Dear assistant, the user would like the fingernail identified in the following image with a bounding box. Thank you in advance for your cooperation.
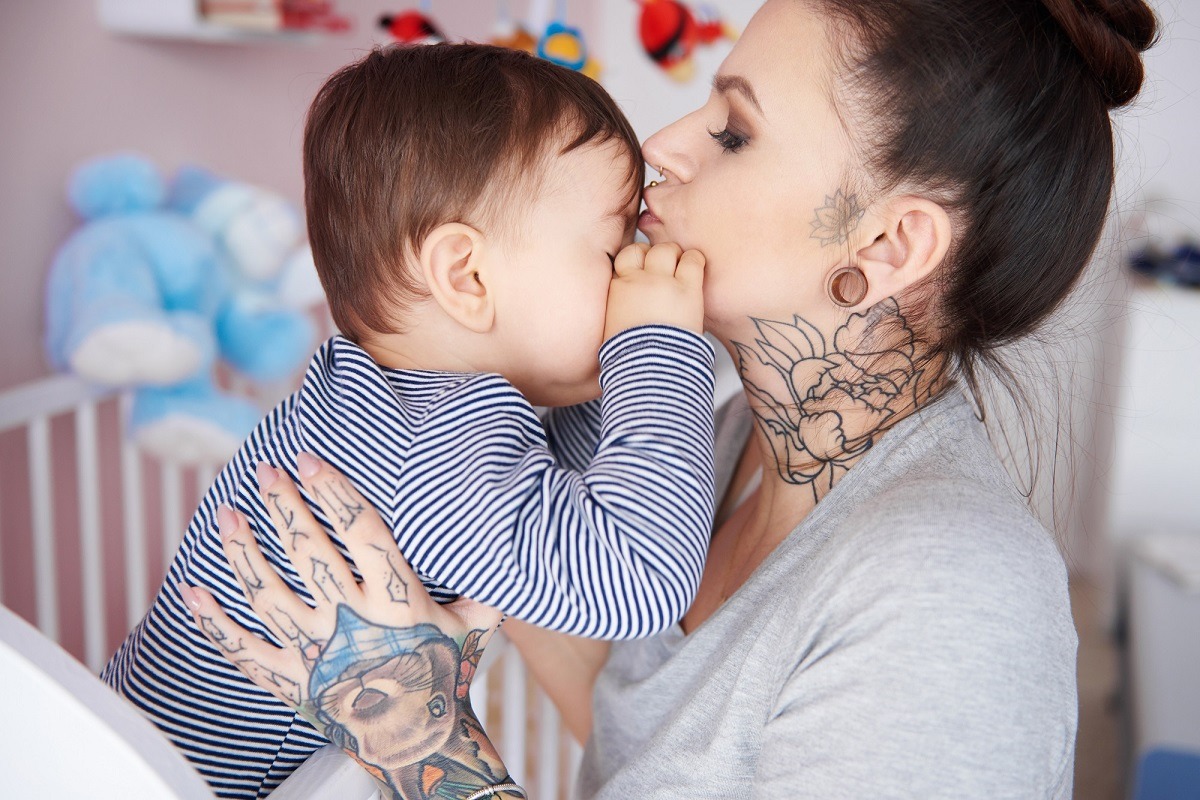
[256,462,278,490]
[178,583,201,610]
[217,504,238,538]
[296,452,321,479]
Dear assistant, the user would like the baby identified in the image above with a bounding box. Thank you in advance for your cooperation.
[102,43,715,796]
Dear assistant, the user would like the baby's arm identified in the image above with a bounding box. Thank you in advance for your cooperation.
[404,244,714,640]
[542,242,703,471]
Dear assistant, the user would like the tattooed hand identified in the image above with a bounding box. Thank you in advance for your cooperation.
[604,241,705,340]
[180,453,517,800]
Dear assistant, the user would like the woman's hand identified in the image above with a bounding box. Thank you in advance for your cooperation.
[179,453,518,800]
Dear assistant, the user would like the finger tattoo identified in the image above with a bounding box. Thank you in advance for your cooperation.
[230,540,266,601]
[270,491,309,548]
[369,543,410,605]
[315,479,367,530]
[267,606,327,668]
[200,615,245,654]
[311,558,347,602]
[238,658,302,705]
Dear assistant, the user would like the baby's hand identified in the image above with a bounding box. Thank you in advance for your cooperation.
[604,242,705,340]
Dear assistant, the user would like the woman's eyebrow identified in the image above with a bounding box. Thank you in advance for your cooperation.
[713,74,764,117]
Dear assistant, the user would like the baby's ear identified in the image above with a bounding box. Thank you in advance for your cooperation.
[419,223,494,333]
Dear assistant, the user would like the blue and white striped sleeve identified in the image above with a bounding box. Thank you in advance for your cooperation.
[543,399,603,472]
[403,325,716,640]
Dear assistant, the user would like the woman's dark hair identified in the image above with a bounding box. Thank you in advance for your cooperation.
[816,0,1157,393]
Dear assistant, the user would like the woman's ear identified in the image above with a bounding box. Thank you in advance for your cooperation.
[419,223,495,334]
[847,197,952,309]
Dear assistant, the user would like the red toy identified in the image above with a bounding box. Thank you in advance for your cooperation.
[282,1,351,32]
[637,0,735,82]
[379,9,445,44]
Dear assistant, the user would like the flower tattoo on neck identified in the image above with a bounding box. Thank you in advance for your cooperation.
[734,299,939,498]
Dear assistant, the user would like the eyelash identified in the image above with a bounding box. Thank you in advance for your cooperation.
[708,126,749,154]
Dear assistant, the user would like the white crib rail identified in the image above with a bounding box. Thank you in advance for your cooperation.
[0,374,112,655]
[0,372,580,798]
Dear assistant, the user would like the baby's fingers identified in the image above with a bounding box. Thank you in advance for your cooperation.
[181,584,308,709]
[674,249,706,291]
[644,242,684,277]
[612,242,650,277]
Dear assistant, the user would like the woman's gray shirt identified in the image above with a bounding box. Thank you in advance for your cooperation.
[576,390,1078,799]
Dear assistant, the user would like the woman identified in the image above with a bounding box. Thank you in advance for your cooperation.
[182,0,1156,796]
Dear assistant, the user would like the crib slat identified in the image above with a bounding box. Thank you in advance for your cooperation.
[537,692,561,799]
[161,462,184,578]
[119,394,148,628]
[502,645,527,784]
[196,464,216,503]
[75,401,105,671]
[0,488,5,604]
[567,738,583,797]
[28,416,58,642]
[472,663,490,731]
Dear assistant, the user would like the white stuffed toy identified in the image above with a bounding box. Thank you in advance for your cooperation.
[45,153,323,464]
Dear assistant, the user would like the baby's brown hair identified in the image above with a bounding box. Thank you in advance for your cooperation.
[304,43,644,343]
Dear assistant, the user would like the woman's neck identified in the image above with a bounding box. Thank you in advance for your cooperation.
[728,298,947,506]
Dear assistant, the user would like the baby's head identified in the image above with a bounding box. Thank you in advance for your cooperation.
[304,44,643,405]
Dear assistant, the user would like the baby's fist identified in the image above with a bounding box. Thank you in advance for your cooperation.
[604,242,705,341]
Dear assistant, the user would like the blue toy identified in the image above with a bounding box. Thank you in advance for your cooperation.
[45,153,322,464]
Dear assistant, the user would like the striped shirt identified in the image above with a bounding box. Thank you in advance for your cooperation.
[102,324,715,798]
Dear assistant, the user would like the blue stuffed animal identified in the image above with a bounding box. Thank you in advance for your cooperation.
[45,153,320,464]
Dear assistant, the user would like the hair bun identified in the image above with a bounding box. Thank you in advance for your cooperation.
[1041,0,1158,108]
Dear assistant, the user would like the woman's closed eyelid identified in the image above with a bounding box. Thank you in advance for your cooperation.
[709,124,750,153]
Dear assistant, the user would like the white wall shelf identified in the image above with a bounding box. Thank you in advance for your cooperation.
[97,0,328,44]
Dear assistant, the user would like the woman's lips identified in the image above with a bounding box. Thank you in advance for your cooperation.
[638,193,663,230]
[637,208,662,230]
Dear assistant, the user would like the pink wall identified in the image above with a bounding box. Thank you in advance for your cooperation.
[0,0,597,391]
[0,0,598,662]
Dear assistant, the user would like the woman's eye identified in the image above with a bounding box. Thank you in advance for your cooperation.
[708,126,749,153]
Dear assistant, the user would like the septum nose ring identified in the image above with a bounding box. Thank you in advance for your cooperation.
[647,165,664,189]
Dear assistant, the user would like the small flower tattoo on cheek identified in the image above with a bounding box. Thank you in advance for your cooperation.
[810,189,866,246]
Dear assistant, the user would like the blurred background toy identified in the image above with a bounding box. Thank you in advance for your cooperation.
[379,1,444,44]
[537,1,601,80]
[490,0,536,53]
[1126,198,1200,288]
[636,0,737,82]
[44,153,320,465]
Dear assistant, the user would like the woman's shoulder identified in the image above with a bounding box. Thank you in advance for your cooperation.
[815,452,1070,632]
[788,389,1077,667]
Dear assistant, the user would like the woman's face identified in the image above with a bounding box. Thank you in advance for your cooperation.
[640,0,862,344]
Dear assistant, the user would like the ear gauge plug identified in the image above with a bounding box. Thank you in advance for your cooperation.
[827,266,868,307]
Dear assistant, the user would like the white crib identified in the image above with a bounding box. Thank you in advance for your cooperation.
[0,373,580,798]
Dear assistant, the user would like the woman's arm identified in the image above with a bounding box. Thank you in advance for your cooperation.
[502,618,609,744]
[182,455,523,800]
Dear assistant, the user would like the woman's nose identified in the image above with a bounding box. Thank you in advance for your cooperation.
[642,115,699,184]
